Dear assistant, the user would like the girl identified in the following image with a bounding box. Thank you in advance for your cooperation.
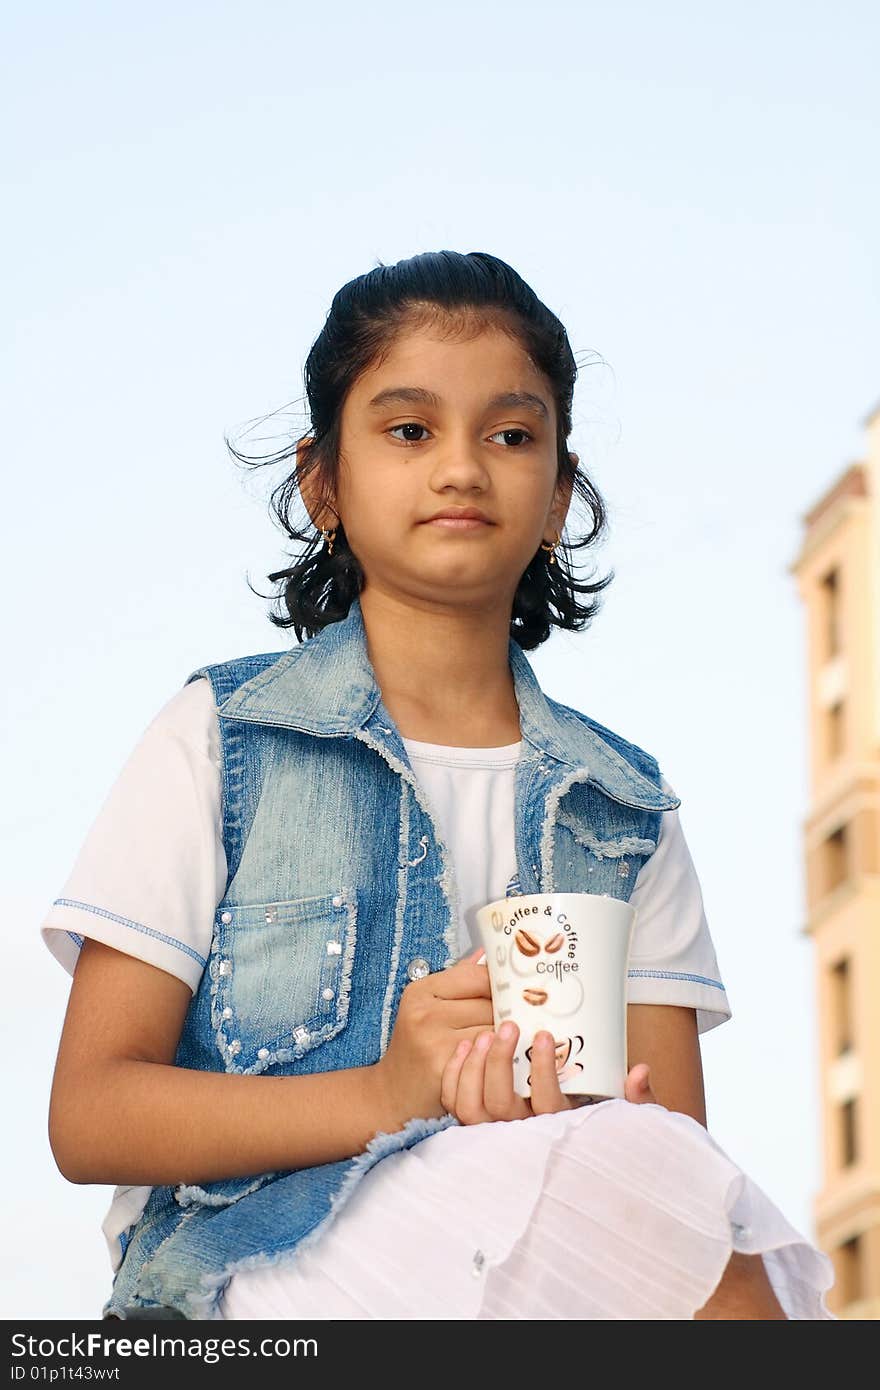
[44,250,835,1320]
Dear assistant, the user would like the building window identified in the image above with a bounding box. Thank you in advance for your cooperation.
[826,700,845,760]
[837,1235,863,1306]
[824,825,849,895]
[821,567,842,659]
[840,1097,858,1167]
[830,958,853,1055]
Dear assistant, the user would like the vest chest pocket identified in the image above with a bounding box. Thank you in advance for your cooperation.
[210,889,357,1073]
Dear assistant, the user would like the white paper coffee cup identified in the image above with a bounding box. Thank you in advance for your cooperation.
[475,892,636,1102]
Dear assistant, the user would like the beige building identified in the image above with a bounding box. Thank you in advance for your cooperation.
[790,397,880,1319]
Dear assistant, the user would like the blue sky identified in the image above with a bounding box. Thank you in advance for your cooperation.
[3,0,878,1318]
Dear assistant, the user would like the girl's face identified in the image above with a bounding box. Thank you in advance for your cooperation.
[328,322,574,613]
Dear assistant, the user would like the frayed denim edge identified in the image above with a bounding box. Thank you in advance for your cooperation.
[539,769,593,891]
[183,1112,460,1319]
[555,809,657,860]
[175,1175,276,1209]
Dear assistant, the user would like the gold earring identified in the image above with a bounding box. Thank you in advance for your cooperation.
[540,530,561,564]
[320,526,337,557]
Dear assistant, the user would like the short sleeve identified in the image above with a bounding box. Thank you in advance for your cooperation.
[626,777,731,1033]
[40,677,226,994]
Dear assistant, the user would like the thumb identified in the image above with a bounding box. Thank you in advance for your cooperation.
[624,1063,656,1105]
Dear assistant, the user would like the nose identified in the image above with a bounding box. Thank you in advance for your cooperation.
[427,430,491,493]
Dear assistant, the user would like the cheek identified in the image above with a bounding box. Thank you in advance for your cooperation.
[337,476,396,537]
[339,491,419,570]
[509,470,560,527]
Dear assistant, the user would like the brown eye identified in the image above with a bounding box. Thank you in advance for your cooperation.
[388,422,429,445]
[488,428,533,447]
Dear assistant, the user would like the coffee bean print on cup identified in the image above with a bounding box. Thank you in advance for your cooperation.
[514,928,541,957]
[543,933,565,954]
[522,987,549,1006]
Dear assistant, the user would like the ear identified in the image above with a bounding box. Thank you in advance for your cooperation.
[296,436,338,531]
[548,451,577,535]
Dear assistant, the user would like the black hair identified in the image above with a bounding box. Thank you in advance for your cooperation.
[230,250,613,651]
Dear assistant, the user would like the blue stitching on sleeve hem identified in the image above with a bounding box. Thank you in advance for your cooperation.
[52,898,207,968]
[627,968,725,990]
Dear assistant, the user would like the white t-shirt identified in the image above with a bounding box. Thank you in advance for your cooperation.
[41,677,731,1267]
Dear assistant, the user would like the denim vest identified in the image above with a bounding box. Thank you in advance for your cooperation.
[103,596,679,1319]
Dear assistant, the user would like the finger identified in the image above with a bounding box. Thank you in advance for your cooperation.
[404,997,494,1030]
[440,1037,473,1114]
[482,1021,530,1121]
[453,1029,495,1124]
[429,958,493,1000]
[624,1063,657,1105]
[527,1030,571,1116]
[455,1021,511,1045]
[436,999,496,1030]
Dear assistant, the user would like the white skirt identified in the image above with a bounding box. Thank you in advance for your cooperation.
[219,1101,836,1320]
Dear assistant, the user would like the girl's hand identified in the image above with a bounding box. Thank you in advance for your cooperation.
[440,1028,663,1125]
[440,1022,573,1124]
[375,948,496,1125]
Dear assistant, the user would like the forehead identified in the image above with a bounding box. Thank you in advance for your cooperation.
[346,323,552,415]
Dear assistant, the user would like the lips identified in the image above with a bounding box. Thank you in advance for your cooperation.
[421,508,494,528]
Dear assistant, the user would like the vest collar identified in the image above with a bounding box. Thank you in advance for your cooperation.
[215,596,675,811]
